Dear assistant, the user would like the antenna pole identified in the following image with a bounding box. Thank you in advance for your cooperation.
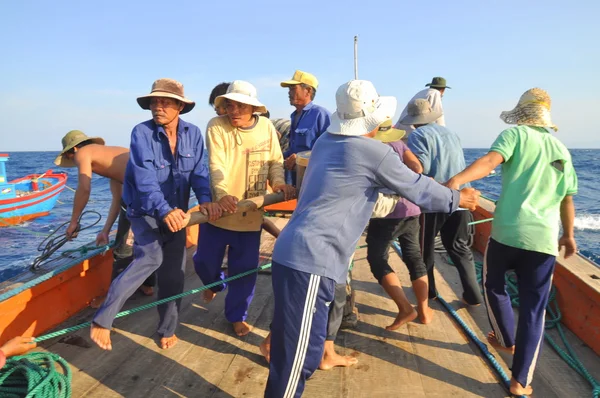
[354,35,358,80]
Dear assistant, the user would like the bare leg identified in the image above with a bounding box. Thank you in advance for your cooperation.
[319,340,358,370]
[160,335,178,349]
[487,331,515,354]
[510,378,533,396]
[260,332,271,363]
[411,276,433,324]
[380,273,417,330]
[90,323,112,350]
[233,321,252,336]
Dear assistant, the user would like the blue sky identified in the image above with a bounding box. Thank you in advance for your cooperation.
[1,0,599,151]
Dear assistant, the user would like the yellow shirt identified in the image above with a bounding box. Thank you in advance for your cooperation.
[206,115,285,231]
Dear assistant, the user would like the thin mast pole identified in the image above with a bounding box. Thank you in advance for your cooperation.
[354,35,358,79]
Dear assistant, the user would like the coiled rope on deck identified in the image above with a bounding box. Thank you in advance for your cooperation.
[0,352,71,398]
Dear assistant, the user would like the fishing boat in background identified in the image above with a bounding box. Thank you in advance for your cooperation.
[0,153,68,226]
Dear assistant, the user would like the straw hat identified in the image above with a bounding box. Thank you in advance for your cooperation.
[500,88,557,131]
[399,98,442,126]
[373,120,406,143]
[214,80,267,114]
[328,80,397,137]
[137,78,195,114]
[54,130,105,167]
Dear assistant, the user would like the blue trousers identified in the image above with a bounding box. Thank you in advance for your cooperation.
[265,262,336,398]
[193,223,261,323]
[93,215,187,337]
[483,238,555,388]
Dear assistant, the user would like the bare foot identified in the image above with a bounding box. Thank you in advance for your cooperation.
[139,285,154,296]
[233,321,252,337]
[319,350,359,370]
[385,308,418,331]
[487,331,515,354]
[160,335,178,349]
[510,378,533,396]
[90,296,106,309]
[418,306,434,324]
[90,323,112,350]
[203,289,217,303]
[259,334,271,363]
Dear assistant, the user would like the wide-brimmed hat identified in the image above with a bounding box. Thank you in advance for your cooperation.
[136,78,195,114]
[328,80,397,137]
[214,80,267,114]
[500,88,557,131]
[54,130,105,167]
[425,77,451,89]
[373,120,406,143]
[280,70,319,90]
[399,98,442,126]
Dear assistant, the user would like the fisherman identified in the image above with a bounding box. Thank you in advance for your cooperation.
[280,70,331,185]
[365,120,434,326]
[403,98,484,307]
[265,79,481,397]
[207,81,282,240]
[395,77,450,140]
[90,78,220,351]
[54,131,156,301]
[194,80,294,337]
[445,88,578,396]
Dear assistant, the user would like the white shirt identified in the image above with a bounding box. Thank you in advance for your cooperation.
[394,88,445,136]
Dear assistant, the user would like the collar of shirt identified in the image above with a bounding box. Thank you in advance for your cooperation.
[291,101,314,119]
[154,119,190,141]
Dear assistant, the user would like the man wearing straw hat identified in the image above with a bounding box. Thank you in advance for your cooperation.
[54,131,157,302]
[395,76,449,140]
[265,79,481,397]
[403,98,483,307]
[280,70,331,186]
[90,78,221,351]
[446,88,578,396]
[193,80,294,337]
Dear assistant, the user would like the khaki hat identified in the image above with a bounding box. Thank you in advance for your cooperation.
[399,98,443,126]
[137,78,195,114]
[373,120,406,143]
[54,130,105,167]
[425,77,451,89]
[328,80,397,137]
[214,80,268,114]
[280,70,319,90]
[500,88,557,131]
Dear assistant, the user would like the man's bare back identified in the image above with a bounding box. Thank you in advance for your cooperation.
[73,144,129,183]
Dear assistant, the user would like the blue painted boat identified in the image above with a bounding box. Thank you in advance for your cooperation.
[0,153,67,226]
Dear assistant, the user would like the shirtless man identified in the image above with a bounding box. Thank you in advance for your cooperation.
[54,130,155,298]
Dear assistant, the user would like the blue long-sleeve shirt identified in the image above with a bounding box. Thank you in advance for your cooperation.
[283,102,331,158]
[123,119,212,220]
[273,133,460,283]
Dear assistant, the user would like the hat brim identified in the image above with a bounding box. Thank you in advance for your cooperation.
[399,110,442,126]
[280,80,302,88]
[137,91,196,114]
[499,107,558,131]
[374,127,406,143]
[328,96,398,137]
[425,83,451,89]
[214,93,267,114]
[54,137,106,167]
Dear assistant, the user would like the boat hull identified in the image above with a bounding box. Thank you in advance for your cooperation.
[0,171,67,225]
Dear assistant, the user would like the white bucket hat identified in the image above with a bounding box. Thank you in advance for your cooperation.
[500,88,557,131]
[214,80,267,114]
[328,80,397,136]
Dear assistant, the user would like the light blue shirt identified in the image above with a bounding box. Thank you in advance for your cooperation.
[273,133,460,283]
[407,124,471,188]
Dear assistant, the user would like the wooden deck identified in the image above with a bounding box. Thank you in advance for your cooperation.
[38,217,600,397]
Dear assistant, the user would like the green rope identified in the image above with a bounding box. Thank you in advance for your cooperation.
[35,262,272,342]
[0,352,71,398]
[471,260,600,397]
